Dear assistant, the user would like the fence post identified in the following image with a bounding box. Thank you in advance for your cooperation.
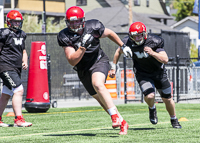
[176,55,180,103]
[123,55,127,104]
[47,54,51,104]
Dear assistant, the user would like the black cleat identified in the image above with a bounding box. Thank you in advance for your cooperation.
[171,118,182,129]
[149,106,158,125]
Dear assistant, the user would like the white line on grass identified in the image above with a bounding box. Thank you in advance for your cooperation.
[1,118,200,139]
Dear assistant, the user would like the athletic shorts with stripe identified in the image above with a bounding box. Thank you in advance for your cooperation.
[0,70,22,90]
[136,71,172,99]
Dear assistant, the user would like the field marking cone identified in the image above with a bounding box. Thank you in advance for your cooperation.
[178,117,189,121]
[6,112,15,116]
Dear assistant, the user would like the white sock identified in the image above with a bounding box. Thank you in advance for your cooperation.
[171,115,177,119]
[119,115,124,122]
[107,107,117,116]
[149,104,155,109]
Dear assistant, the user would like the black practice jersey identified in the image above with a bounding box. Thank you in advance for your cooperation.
[122,34,166,76]
[0,28,26,73]
[57,19,106,71]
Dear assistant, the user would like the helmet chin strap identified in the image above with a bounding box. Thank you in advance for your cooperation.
[135,38,144,45]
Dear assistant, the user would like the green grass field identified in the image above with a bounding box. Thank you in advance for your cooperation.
[0,103,200,143]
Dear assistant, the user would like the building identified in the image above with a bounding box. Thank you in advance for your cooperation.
[171,16,199,49]
[1,0,176,33]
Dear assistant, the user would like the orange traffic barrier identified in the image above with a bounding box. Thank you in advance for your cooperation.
[120,69,135,99]
[105,73,117,99]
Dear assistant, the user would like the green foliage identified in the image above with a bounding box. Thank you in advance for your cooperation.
[172,0,196,21]
[190,43,198,62]
[21,14,66,33]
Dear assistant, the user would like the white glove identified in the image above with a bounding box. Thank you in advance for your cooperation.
[121,44,132,58]
[81,34,94,49]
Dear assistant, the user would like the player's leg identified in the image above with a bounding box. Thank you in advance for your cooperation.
[0,91,11,127]
[12,85,32,127]
[156,75,181,128]
[137,76,158,124]
[0,71,32,127]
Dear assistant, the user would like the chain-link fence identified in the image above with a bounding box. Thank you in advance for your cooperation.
[1,30,197,108]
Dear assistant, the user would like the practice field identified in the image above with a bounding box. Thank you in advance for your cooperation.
[0,103,200,143]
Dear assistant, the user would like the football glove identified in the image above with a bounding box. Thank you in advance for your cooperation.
[121,44,132,58]
[81,34,94,49]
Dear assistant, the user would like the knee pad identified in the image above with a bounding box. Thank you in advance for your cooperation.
[141,82,155,96]
[160,87,172,99]
[2,84,23,96]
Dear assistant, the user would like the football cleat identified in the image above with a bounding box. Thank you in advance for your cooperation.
[171,118,182,129]
[111,114,121,129]
[149,106,158,125]
[14,116,32,127]
[119,120,129,135]
[0,120,9,127]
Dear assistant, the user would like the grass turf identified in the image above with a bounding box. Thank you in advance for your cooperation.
[0,103,200,143]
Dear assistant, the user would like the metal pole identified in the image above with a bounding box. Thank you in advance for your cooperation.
[123,55,127,104]
[42,0,46,34]
[128,0,133,27]
[176,55,180,103]
[47,54,51,104]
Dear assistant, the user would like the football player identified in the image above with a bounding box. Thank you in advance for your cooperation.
[0,10,32,127]
[110,22,182,129]
[57,6,132,135]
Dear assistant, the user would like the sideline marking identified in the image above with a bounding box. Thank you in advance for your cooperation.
[1,118,200,139]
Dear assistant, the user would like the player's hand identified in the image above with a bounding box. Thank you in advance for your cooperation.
[121,44,132,58]
[109,70,116,78]
[109,62,116,78]
[81,34,94,49]
[22,62,28,70]
[144,46,154,56]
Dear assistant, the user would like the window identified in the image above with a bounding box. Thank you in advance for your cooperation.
[76,0,87,6]
[146,0,149,7]
[134,0,140,6]
[4,0,11,8]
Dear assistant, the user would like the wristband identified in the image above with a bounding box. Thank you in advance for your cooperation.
[110,62,116,70]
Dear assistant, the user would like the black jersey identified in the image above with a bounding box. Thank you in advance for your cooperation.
[0,28,26,73]
[123,34,166,76]
[57,19,107,71]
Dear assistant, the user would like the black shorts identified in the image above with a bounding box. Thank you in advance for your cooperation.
[0,70,22,90]
[136,71,171,96]
[77,58,110,96]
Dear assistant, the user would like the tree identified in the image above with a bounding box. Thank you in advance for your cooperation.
[172,0,196,21]
[21,14,66,33]
[190,43,198,62]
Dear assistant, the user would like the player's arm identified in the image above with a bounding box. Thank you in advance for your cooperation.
[101,28,132,57]
[144,46,168,64]
[109,47,123,78]
[100,28,124,47]
[22,49,28,70]
[63,46,86,66]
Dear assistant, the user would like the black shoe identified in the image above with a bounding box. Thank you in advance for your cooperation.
[171,118,182,128]
[149,106,158,125]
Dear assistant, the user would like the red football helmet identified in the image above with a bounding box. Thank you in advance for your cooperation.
[6,10,23,31]
[129,22,147,45]
[65,6,85,33]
